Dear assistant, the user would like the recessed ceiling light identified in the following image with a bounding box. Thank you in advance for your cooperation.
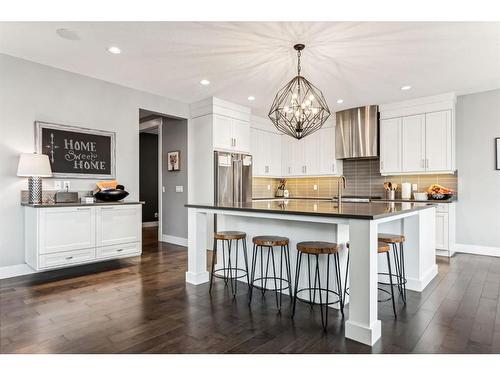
[401,85,412,91]
[107,46,121,54]
[56,28,80,41]
[337,99,344,104]
[200,79,210,86]
[248,96,255,101]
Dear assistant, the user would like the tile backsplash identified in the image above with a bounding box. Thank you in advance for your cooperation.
[252,159,458,199]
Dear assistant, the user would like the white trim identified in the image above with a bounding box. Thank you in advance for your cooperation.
[406,264,438,292]
[185,270,209,285]
[0,263,36,280]
[454,243,500,257]
[142,221,158,227]
[158,119,163,242]
[162,234,188,247]
[345,320,382,346]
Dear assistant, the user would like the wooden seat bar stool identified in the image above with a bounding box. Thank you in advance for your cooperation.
[248,235,292,313]
[209,231,249,298]
[378,233,407,304]
[291,241,344,331]
[344,241,399,317]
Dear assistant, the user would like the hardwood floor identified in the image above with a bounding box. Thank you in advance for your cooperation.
[1,227,500,354]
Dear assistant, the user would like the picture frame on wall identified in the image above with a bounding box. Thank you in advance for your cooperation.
[496,137,500,170]
[167,150,180,171]
[35,121,116,179]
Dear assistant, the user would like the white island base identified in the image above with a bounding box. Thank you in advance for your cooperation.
[186,203,437,346]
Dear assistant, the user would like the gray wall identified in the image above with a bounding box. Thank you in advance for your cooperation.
[162,118,188,239]
[0,53,189,269]
[456,89,500,248]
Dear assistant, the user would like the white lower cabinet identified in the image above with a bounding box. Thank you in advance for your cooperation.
[25,204,142,271]
[434,203,456,257]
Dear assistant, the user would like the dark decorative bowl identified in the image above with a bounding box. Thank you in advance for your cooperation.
[429,193,454,201]
[94,189,129,201]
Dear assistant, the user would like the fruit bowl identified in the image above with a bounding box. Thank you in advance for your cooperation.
[429,193,453,200]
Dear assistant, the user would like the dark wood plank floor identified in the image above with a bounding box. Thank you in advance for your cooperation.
[1,227,500,354]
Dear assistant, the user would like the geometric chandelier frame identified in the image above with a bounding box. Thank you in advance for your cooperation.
[268,44,331,140]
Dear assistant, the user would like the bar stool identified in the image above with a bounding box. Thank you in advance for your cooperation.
[378,233,407,304]
[209,231,249,297]
[291,241,344,331]
[344,241,398,318]
[248,236,292,313]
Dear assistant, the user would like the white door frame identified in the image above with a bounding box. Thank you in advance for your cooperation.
[139,117,163,242]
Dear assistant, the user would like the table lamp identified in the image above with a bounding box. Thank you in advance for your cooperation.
[17,153,53,204]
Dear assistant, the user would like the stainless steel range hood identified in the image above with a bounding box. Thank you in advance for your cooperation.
[335,105,379,159]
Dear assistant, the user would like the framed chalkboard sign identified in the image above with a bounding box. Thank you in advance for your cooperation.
[35,121,116,179]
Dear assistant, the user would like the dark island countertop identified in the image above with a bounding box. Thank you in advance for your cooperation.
[22,201,144,208]
[185,199,436,220]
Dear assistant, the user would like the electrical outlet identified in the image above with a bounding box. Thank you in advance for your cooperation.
[313,184,318,191]
[175,185,183,193]
[162,186,166,193]
[412,184,418,191]
[63,181,70,190]
[267,185,271,190]
[154,212,158,218]
[54,180,62,190]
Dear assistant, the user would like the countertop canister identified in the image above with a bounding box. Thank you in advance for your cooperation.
[401,182,412,200]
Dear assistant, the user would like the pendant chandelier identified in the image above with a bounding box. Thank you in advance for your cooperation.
[268,44,331,140]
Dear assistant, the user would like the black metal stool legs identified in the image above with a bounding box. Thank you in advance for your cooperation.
[209,238,217,294]
[386,251,397,318]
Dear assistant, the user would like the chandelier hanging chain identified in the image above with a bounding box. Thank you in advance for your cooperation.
[297,49,301,76]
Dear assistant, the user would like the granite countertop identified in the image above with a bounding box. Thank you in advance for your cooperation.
[372,197,457,204]
[186,199,436,220]
[21,201,144,208]
[253,195,380,201]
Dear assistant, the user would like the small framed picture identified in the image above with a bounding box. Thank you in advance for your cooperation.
[496,138,500,170]
[167,150,180,171]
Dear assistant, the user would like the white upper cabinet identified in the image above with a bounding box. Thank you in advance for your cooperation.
[250,128,281,177]
[379,93,456,175]
[213,114,250,153]
[402,114,426,172]
[425,110,452,172]
[380,118,402,174]
[318,127,343,175]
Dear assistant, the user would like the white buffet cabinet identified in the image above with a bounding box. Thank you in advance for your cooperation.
[24,203,142,271]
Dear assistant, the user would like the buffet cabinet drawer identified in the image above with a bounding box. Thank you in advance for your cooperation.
[96,242,141,259]
[39,248,96,269]
[435,204,449,213]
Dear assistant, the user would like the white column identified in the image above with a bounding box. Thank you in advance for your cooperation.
[345,219,381,346]
[403,207,437,291]
[185,208,210,284]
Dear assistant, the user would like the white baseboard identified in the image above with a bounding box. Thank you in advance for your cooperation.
[162,234,188,247]
[0,263,36,280]
[454,243,500,257]
[406,264,438,292]
[142,221,159,227]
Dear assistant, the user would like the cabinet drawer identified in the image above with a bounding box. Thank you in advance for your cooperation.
[39,248,96,269]
[96,242,141,259]
[435,204,449,213]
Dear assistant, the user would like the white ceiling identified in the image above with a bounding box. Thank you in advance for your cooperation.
[1,22,499,116]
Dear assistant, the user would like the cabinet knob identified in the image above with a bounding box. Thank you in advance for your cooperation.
[117,249,123,252]
[66,256,73,260]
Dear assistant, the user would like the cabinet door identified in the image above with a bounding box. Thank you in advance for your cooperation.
[303,132,319,175]
[318,127,337,175]
[281,135,293,177]
[39,207,95,254]
[425,110,452,172]
[96,205,142,247]
[435,212,449,250]
[250,128,263,176]
[232,118,250,153]
[268,132,282,176]
[402,114,426,172]
[380,118,402,174]
[213,114,233,151]
[291,137,305,175]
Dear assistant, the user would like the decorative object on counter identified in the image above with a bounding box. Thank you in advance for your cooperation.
[35,121,116,179]
[55,191,79,203]
[401,182,412,200]
[496,137,500,170]
[413,192,428,201]
[17,153,52,204]
[268,43,330,140]
[167,150,180,171]
[94,181,129,201]
[283,189,290,198]
[275,179,287,197]
[81,196,95,204]
[383,181,398,200]
[426,183,454,200]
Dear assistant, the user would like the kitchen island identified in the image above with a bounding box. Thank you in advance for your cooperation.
[185,199,437,346]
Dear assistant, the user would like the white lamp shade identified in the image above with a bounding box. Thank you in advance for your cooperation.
[17,153,52,177]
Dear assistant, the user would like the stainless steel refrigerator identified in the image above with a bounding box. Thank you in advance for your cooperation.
[214,151,252,205]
